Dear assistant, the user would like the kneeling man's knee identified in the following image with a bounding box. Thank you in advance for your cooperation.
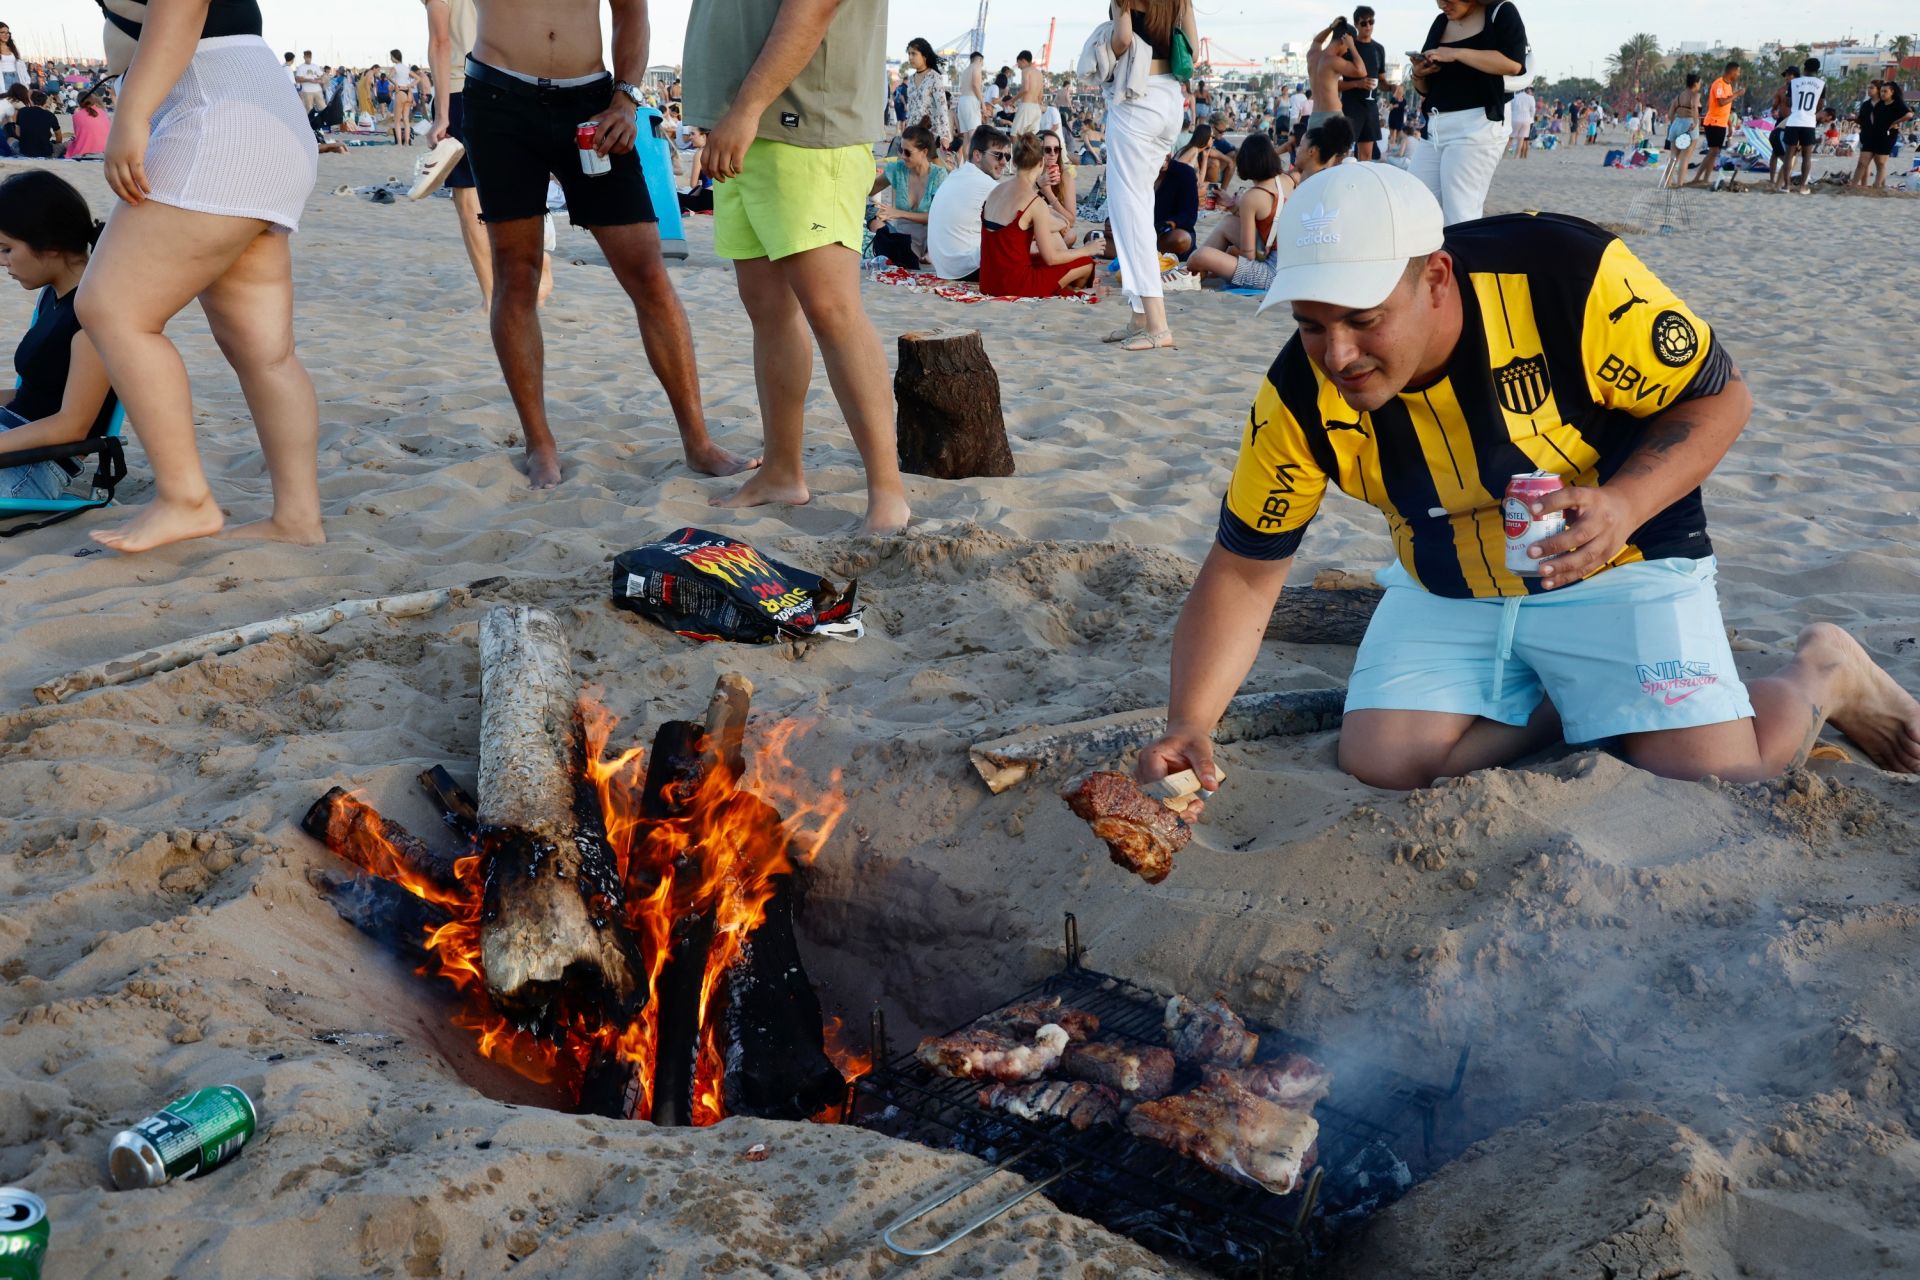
[1337,737,1441,791]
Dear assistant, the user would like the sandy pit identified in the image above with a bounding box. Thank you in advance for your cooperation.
[2,139,1917,1279]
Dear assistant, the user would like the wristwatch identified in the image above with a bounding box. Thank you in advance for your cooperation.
[615,80,643,110]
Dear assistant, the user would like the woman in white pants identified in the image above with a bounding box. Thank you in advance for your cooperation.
[1408,0,1527,226]
[1102,0,1197,352]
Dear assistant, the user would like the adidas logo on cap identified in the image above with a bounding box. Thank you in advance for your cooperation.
[1295,203,1341,247]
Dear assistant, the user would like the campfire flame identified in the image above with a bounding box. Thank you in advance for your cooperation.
[320,699,849,1121]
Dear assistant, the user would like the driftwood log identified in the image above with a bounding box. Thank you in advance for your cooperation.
[310,868,451,966]
[301,788,462,895]
[894,328,1015,480]
[1267,584,1384,647]
[476,605,637,1025]
[417,766,480,840]
[969,687,1348,793]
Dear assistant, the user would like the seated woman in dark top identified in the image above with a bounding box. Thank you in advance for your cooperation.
[979,132,1094,298]
[1409,0,1527,225]
[1151,155,1199,257]
[0,171,115,502]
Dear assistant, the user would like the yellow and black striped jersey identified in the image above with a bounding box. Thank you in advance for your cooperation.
[1219,213,1734,599]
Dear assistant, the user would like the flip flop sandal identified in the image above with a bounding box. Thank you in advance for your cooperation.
[1118,329,1175,352]
[1104,322,1146,343]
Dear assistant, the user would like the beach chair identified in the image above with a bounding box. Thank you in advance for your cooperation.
[635,104,686,261]
[0,294,127,538]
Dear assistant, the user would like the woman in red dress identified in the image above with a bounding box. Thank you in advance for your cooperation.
[979,132,1095,298]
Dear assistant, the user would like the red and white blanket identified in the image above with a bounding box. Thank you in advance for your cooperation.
[871,267,1099,306]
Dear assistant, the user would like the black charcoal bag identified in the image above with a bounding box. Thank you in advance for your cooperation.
[611,528,864,644]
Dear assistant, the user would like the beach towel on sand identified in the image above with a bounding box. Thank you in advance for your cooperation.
[612,528,864,644]
[871,266,1099,306]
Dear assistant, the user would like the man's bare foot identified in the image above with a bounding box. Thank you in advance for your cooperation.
[222,515,326,546]
[862,491,912,536]
[686,443,761,478]
[524,445,562,490]
[710,470,809,510]
[1801,623,1920,773]
[89,495,225,553]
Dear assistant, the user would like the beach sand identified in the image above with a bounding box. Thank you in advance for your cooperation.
[2,139,1916,1279]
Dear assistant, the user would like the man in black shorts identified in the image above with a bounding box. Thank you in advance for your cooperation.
[458,0,754,488]
[1338,6,1386,161]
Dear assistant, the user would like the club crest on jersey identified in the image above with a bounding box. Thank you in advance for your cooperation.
[1295,204,1341,247]
[1493,354,1551,417]
[1652,310,1698,367]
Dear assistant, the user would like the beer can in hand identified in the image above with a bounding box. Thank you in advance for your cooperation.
[1503,471,1566,576]
[0,1188,49,1280]
[108,1085,257,1190]
[577,121,611,176]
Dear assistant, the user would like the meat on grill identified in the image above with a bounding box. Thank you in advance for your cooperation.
[1059,1040,1177,1100]
[1062,771,1190,885]
[977,1080,1123,1131]
[1209,1054,1333,1110]
[978,995,1100,1043]
[916,1023,1070,1082]
[1126,1073,1320,1196]
[1164,993,1259,1069]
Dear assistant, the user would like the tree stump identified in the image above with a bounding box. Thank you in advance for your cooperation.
[894,328,1015,479]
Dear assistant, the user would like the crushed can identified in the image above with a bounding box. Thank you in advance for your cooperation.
[108,1085,257,1190]
[0,1188,49,1280]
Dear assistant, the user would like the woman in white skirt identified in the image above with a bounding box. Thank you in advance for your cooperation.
[76,0,321,552]
[1102,0,1198,352]
[1407,0,1527,226]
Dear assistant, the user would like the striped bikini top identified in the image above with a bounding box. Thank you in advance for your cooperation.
[96,0,263,41]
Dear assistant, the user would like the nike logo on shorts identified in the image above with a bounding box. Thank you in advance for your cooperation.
[1663,689,1701,705]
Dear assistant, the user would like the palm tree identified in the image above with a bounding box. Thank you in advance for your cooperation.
[1894,34,1914,63]
[1606,33,1662,107]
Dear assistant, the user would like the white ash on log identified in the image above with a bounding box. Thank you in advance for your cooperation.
[894,328,1015,479]
[477,605,638,1026]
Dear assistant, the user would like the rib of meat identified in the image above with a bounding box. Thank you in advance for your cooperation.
[1062,771,1190,885]
[1164,993,1259,1069]
[1060,1041,1177,1100]
[1126,1074,1320,1196]
[915,1023,1070,1082]
[978,995,1099,1043]
[1207,1054,1333,1110]
[977,1080,1123,1131]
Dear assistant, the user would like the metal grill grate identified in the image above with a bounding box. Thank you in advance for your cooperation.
[852,916,1468,1278]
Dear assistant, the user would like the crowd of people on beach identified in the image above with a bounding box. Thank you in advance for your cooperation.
[2,0,1917,790]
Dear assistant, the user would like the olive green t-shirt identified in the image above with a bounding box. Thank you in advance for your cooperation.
[682,0,886,148]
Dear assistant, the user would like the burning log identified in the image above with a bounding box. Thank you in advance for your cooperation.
[641,719,717,1127]
[416,766,480,840]
[309,868,451,965]
[477,605,637,1024]
[301,788,463,895]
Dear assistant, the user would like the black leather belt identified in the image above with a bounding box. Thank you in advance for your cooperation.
[463,57,609,98]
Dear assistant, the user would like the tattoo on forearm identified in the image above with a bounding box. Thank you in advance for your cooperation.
[1613,415,1698,482]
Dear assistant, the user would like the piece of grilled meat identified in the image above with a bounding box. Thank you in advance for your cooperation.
[1164,993,1259,1069]
[1062,771,1190,884]
[915,1023,1070,1082]
[978,995,1099,1043]
[1208,1054,1333,1110]
[977,1080,1123,1131]
[1126,1073,1320,1196]
[1059,1040,1177,1100]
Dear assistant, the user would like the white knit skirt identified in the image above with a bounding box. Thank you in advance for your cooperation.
[145,36,318,234]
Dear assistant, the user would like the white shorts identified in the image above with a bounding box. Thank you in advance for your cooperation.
[147,36,318,234]
[1012,102,1044,136]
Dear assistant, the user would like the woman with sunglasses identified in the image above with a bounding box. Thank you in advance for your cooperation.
[1408,0,1528,225]
[1037,129,1078,223]
[867,123,947,268]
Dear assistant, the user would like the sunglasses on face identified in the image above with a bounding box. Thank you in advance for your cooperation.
[1043,145,1061,154]
[989,150,1011,160]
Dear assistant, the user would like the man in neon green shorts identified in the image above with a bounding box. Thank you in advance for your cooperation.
[684,0,912,534]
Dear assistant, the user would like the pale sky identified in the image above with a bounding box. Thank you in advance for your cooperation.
[19,1,1918,81]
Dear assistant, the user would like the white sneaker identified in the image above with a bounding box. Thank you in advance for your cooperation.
[407,137,466,200]
[1161,268,1201,292]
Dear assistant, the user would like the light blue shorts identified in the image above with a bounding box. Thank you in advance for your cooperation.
[0,407,70,502]
[1346,557,1755,744]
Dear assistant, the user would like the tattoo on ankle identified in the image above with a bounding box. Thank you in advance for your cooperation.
[1792,701,1826,767]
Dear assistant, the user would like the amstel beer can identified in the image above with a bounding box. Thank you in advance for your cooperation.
[577,121,611,175]
[1503,471,1566,576]
[0,1188,49,1280]
[108,1085,257,1190]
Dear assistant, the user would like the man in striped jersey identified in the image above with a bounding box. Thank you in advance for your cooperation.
[1137,164,1920,793]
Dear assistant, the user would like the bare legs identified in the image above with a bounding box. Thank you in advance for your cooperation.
[76,200,322,553]
[1339,624,1920,789]
[485,216,748,488]
[715,245,911,535]
[451,186,548,311]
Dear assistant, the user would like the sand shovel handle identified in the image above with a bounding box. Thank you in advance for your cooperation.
[880,1150,1085,1257]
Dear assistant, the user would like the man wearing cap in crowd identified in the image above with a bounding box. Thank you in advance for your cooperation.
[1137,165,1920,793]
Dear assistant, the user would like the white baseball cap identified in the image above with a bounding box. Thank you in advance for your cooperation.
[1259,164,1446,313]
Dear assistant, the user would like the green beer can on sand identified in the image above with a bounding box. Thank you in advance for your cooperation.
[0,1187,50,1280]
[108,1085,257,1190]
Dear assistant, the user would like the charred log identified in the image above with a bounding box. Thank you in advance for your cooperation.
[309,868,451,965]
[416,766,480,840]
[476,605,637,1026]
[301,788,463,894]
[640,719,716,1127]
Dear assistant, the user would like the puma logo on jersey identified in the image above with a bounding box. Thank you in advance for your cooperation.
[1607,280,1650,323]
[1325,418,1368,435]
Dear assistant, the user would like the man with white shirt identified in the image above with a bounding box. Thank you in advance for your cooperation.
[1289,83,1311,149]
[1777,57,1824,193]
[295,51,324,112]
[1509,85,1535,158]
[926,125,1009,281]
